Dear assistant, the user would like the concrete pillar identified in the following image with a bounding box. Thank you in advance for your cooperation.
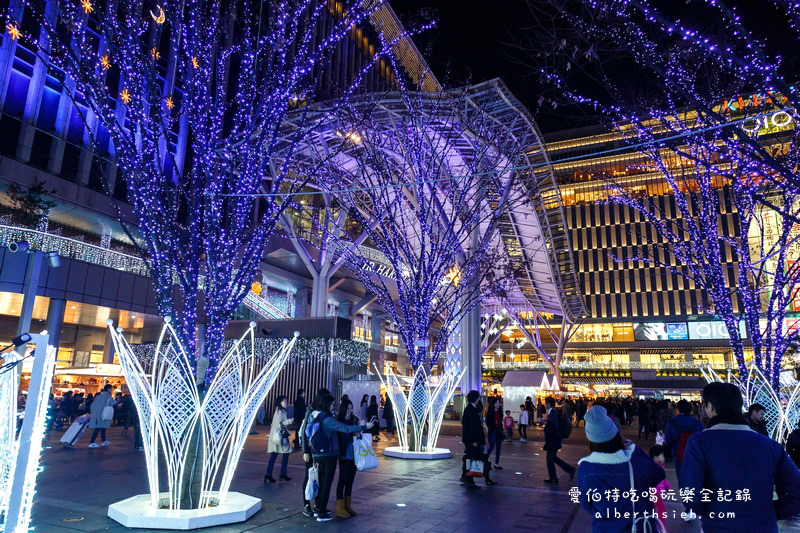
[684,350,693,364]
[45,298,66,354]
[16,252,44,355]
[460,305,482,395]
[370,315,384,347]
[310,275,330,317]
[294,287,312,318]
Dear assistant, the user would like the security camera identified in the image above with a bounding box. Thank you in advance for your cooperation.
[46,251,61,268]
[8,241,29,253]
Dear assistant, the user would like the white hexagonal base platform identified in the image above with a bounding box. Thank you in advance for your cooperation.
[107,492,261,530]
[383,446,451,460]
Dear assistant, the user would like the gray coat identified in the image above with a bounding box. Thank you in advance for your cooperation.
[89,391,114,429]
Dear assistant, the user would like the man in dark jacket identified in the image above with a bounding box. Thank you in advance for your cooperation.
[747,403,768,436]
[460,390,496,487]
[682,383,800,530]
[543,396,575,484]
[293,389,306,450]
[664,399,705,478]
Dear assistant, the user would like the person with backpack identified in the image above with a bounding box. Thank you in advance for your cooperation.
[306,393,376,522]
[663,399,704,479]
[543,396,575,484]
[300,388,330,518]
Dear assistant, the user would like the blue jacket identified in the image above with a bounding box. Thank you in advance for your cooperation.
[308,411,365,459]
[663,414,704,459]
[681,421,800,532]
[577,443,665,532]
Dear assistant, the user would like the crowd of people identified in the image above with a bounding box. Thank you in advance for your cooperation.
[265,388,396,523]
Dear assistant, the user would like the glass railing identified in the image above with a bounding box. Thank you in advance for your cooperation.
[482,360,733,370]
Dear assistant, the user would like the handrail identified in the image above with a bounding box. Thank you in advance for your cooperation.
[0,224,290,320]
[483,361,733,371]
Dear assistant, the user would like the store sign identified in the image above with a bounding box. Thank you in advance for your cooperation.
[688,321,747,340]
[634,320,746,341]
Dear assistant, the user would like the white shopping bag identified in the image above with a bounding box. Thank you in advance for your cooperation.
[354,435,379,471]
[305,464,319,501]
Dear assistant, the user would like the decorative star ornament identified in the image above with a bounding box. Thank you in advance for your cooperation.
[119,88,131,104]
[81,0,94,14]
[151,47,160,60]
[191,56,199,69]
[150,5,165,24]
[6,23,21,41]
[165,96,174,110]
[100,54,111,70]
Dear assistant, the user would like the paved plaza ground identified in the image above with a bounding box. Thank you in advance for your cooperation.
[31,420,800,532]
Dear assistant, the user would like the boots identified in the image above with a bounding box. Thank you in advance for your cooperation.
[345,496,357,516]
[335,499,352,518]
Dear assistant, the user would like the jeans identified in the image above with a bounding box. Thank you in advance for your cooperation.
[315,457,338,512]
[505,428,513,440]
[90,428,106,443]
[518,424,527,439]
[336,458,357,498]
[266,452,289,477]
[486,430,502,465]
[546,449,574,480]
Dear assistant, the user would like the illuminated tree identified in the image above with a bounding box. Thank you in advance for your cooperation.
[521,0,800,390]
[13,0,400,382]
[307,85,533,371]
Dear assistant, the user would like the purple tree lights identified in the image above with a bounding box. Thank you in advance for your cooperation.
[305,85,534,371]
[14,0,400,382]
[524,0,800,390]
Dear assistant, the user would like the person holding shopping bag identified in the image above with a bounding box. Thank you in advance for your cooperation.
[307,393,376,522]
[265,395,293,483]
[88,384,115,448]
[335,398,360,518]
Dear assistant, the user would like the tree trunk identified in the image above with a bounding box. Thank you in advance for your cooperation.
[178,389,206,509]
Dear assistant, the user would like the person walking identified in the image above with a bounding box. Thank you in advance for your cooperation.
[543,396,575,483]
[335,398,359,518]
[576,406,666,531]
[575,398,587,427]
[307,394,375,522]
[485,397,504,470]
[366,395,379,442]
[300,388,329,518]
[293,389,306,450]
[460,390,496,488]
[663,399,704,478]
[681,383,800,530]
[518,404,528,442]
[88,384,114,448]
[265,395,293,483]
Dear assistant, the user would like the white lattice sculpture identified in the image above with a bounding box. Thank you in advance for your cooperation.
[1,338,57,533]
[377,363,465,457]
[108,319,296,513]
[0,352,21,516]
[700,363,800,443]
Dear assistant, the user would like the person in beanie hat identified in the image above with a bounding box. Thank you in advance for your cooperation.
[577,406,665,532]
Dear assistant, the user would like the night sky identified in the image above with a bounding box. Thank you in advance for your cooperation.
[389,1,554,125]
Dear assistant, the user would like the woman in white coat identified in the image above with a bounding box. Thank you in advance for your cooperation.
[265,396,293,483]
[88,384,115,448]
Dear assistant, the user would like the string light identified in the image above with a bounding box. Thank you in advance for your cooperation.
[22,0,408,385]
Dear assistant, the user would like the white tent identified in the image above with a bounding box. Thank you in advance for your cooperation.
[500,371,555,415]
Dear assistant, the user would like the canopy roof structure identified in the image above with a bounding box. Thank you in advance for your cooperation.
[275,79,586,324]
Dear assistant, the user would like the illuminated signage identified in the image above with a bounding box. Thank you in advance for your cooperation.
[688,321,747,340]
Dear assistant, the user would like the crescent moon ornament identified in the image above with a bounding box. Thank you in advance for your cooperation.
[150,5,165,24]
